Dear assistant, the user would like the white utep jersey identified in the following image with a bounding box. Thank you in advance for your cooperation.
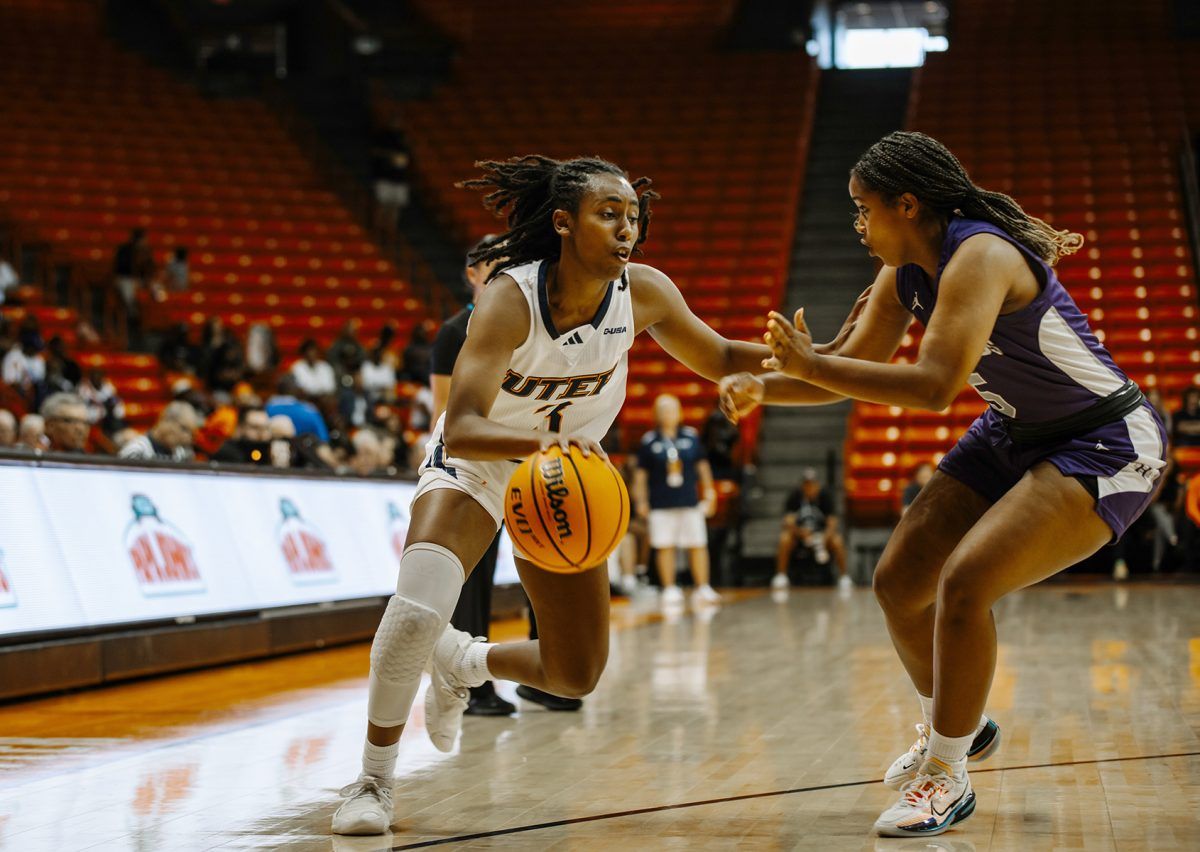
[432,259,634,449]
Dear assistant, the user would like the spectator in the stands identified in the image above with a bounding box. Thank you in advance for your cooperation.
[17,413,45,452]
[78,368,126,435]
[338,362,371,429]
[371,116,411,233]
[158,322,199,375]
[702,403,741,481]
[3,323,47,407]
[40,392,90,454]
[361,341,398,404]
[244,322,279,378]
[0,409,16,447]
[400,321,433,385]
[1147,387,1172,437]
[43,336,81,394]
[119,401,199,462]
[267,373,330,442]
[1172,386,1200,448]
[199,317,244,397]
[328,319,367,378]
[0,253,18,305]
[348,428,385,477]
[901,461,935,515]
[162,246,190,293]
[290,338,337,398]
[212,406,273,465]
[772,468,850,593]
[112,229,154,339]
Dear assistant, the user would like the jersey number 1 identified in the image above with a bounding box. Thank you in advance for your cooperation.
[536,401,572,433]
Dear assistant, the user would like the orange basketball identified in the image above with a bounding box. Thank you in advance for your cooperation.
[504,445,630,573]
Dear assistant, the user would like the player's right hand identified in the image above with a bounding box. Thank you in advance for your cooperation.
[539,432,608,461]
[718,372,765,423]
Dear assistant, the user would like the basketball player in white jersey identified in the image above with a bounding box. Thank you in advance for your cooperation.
[333,155,856,835]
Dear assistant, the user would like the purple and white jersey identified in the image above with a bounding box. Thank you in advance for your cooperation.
[895,217,1130,422]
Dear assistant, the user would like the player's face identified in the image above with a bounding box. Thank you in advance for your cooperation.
[849,174,918,267]
[565,175,640,279]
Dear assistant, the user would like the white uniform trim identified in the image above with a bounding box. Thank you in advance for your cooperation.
[1037,307,1125,397]
[1097,406,1165,501]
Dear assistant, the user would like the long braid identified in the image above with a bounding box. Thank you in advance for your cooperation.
[458,155,658,276]
[852,131,1083,265]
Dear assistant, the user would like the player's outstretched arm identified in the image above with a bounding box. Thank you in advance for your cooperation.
[630,263,772,382]
[719,267,911,421]
[763,238,1012,410]
[443,274,604,460]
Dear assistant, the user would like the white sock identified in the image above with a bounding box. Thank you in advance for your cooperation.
[975,714,990,736]
[361,739,398,780]
[456,641,494,688]
[917,693,934,729]
[926,728,972,775]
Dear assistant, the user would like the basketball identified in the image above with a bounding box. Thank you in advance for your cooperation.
[504,445,630,573]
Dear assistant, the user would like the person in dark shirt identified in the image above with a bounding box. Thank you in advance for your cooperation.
[634,394,719,609]
[429,235,530,716]
[1172,387,1200,448]
[902,462,935,514]
[773,468,850,592]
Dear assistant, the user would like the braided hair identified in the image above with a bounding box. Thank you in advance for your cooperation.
[852,131,1083,265]
[458,155,658,276]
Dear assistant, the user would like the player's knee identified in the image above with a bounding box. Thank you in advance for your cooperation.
[936,562,993,616]
[550,665,603,698]
[872,555,907,611]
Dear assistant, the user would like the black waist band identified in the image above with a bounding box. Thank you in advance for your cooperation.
[1000,379,1145,446]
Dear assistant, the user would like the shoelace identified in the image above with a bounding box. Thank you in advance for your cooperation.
[907,723,930,755]
[339,776,392,801]
[900,772,952,808]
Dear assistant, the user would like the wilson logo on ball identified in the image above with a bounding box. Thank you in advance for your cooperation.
[504,445,630,574]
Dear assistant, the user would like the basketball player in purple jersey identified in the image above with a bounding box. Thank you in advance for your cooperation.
[721,132,1167,837]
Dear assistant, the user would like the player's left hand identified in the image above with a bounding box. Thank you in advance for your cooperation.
[762,308,818,379]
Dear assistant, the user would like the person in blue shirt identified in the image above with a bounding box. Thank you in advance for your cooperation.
[634,394,718,608]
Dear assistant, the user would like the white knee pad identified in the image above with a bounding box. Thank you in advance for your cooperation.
[367,542,464,727]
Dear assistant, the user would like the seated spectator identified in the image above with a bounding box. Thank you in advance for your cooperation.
[0,409,16,447]
[267,374,330,442]
[338,364,371,429]
[40,392,90,454]
[44,336,82,394]
[3,324,46,406]
[212,406,273,465]
[158,322,199,374]
[119,401,199,462]
[772,468,850,592]
[78,368,126,435]
[291,339,337,397]
[901,461,934,514]
[348,428,385,476]
[1173,387,1200,448]
[328,319,366,378]
[400,321,433,385]
[111,426,140,453]
[244,322,279,377]
[17,413,45,452]
[199,317,244,397]
[361,343,398,404]
[0,253,18,305]
[112,229,154,342]
[162,246,190,293]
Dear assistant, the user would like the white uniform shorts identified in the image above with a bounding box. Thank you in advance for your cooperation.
[648,506,707,550]
[413,431,515,530]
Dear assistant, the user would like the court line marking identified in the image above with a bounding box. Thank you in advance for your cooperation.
[388,750,1200,849]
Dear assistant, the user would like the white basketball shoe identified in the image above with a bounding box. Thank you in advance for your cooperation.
[424,625,478,752]
[331,775,394,835]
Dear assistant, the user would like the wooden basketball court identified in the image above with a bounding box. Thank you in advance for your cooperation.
[0,583,1195,850]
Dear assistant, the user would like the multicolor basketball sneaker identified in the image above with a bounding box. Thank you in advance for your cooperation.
[884,718,1000,790]
[875,758,975,837]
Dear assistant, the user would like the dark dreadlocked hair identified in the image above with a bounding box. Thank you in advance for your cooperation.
[458,155,658,277]
[852,131,1083,266]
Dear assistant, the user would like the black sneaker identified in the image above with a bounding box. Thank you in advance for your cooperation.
[464,682,516,717]
[515,684,582,711]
